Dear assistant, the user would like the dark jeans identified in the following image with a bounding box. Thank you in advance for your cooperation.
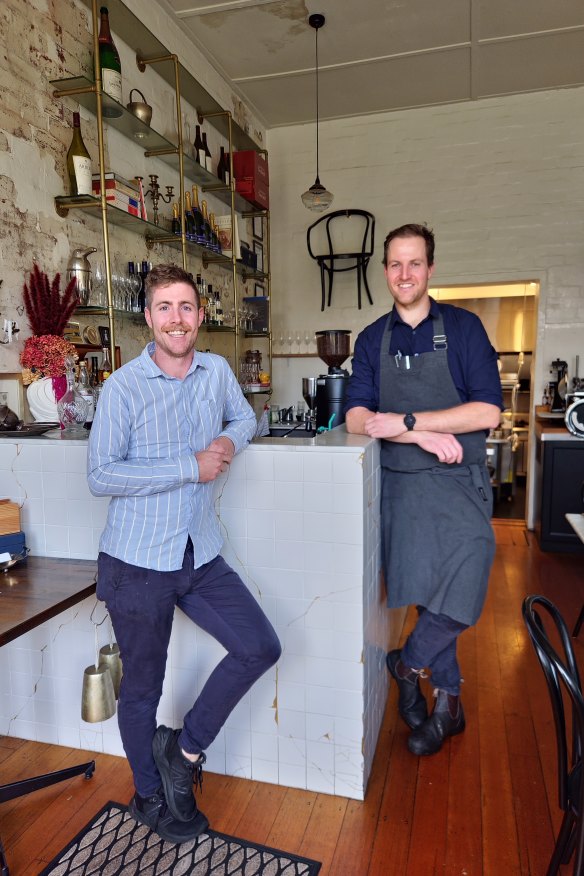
[400,607,469,695]
[97,543,281,796]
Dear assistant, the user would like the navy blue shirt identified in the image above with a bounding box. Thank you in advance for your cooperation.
[345,299,503,413]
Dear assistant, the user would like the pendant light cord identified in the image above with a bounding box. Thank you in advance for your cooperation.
[315,25,320,182]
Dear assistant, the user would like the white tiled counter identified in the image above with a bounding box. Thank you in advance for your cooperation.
[0,427,399,800]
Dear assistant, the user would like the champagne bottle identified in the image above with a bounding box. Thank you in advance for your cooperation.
[171,202,181,235]
[98,7,122,115]
[66,112,92,195]
[209,212,220,254]
[184,191,196,241]
[202,132,213,173]
[194,124,205,166]
[201,199,212,247]
[191,185,205,245]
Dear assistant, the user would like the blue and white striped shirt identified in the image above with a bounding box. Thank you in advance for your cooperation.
[87,342,256,571]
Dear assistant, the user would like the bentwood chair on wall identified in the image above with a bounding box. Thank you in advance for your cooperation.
[522,595,584,876]
[306,209,375,311]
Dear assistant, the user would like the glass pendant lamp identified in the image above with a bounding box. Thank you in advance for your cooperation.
[301,14,334,213]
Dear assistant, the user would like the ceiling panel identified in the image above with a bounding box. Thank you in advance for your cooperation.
[476,31,584,97]
[476,0,584,41]
[237,48,471,126]
[156,0,584,126]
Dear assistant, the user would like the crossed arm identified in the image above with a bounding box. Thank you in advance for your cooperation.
[345,402,501,464]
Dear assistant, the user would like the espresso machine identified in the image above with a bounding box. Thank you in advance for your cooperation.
[314,330,351,430]
[548,358,568,413]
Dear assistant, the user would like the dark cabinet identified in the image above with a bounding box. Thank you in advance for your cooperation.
[539,439,584,552]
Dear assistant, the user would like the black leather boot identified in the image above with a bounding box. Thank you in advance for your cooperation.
[386,649,428,729]
[407,689,465,756]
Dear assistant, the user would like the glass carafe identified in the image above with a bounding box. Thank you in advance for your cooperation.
[57,360,90,437]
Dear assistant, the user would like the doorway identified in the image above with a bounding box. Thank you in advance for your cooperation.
[431,281,539,522]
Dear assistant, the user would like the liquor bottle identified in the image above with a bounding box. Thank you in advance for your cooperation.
[171,202,181,235]
[201,199,212,247]
[202,132,213,173]
[191,185,205,244]
[207,284,216,324]
[66,112,92,195]
[98,6,122,113]
[57,359,90,437]
[184,191,196,241]
[194,124,205,166]
[89,356,100,388]
[99,346,113,383]
[77,360,95,428]
[215,289,224,326]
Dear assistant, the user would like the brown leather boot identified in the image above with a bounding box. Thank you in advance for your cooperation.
[386,649,428,729]
[407,688,465,756]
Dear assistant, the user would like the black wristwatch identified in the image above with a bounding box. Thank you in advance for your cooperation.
[403,412,416,431]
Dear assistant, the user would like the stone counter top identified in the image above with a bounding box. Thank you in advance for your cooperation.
[534,419,582,442]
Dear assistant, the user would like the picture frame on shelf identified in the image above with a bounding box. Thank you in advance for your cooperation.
[252,215,263,241]
[253,240,264,273]
[254,283,264,296]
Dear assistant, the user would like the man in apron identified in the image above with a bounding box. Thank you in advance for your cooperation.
[345,223,503,756]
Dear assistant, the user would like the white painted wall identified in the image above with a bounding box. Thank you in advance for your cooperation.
[267,87,584,524]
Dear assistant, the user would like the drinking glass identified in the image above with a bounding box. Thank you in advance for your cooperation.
[295,330,303,354]
[304,330,313,355]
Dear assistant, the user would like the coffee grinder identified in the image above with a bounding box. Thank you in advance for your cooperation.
[314,330,351,430]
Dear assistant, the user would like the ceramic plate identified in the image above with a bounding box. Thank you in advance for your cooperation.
[0,424,56,437]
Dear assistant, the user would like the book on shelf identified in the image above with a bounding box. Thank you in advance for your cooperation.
[92,172,140,199]
[105,193,140,216]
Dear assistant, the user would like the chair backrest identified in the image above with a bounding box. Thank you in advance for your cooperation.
[522,595,584,815]
[306,209,375,261]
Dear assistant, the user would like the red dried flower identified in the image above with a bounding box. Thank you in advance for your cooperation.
[20,335,78,384]
[23,264,79,336]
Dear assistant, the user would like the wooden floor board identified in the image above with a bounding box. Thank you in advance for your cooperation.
[1,525,582,875]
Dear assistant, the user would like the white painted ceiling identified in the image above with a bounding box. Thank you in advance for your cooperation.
[158,0,584,128]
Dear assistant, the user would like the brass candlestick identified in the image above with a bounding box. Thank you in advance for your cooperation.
[141,174,174,226]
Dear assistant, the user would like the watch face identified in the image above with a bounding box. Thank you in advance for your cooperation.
[404,413,416,430]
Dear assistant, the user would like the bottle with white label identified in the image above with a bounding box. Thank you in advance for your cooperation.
[66,112,92,195]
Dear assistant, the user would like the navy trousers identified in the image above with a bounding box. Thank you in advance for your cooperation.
[97,542,281,796]
[400,607,469,695]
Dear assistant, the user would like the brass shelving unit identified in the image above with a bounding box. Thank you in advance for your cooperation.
[51,0,271,383]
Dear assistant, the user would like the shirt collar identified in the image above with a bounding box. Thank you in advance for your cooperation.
[389,296,439,329]
[142,342,208,379]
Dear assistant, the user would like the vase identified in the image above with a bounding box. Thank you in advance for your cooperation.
[26,376,61,422]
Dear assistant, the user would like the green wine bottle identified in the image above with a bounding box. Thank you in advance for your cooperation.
[66,112,92,195]
[98,6,122,116]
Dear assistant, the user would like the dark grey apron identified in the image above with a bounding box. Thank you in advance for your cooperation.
[380,311,495,626]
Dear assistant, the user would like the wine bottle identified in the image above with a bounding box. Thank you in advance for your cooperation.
[66,112,92,195]
[202,132,213,173]
[98,6,122,115]
[194,125,205,166]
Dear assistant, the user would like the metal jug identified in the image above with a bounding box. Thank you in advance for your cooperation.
[66,246,97,306]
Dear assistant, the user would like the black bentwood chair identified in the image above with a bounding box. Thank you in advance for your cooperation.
[522,595,584,876]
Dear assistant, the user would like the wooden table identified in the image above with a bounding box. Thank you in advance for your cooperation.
[0,555,97,876]
[566,514,584,636]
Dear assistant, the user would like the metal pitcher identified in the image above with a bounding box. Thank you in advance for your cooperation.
[66,246,97,306]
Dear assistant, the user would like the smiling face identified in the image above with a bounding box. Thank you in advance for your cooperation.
[383,234,435,315]
[144,281,204,375]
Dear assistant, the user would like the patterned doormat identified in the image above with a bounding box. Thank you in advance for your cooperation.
[39,802,321,876]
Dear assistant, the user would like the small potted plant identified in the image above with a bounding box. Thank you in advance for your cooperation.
[20,264,79,420]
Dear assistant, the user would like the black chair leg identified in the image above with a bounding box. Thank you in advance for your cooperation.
[326,268,334,308]
[572,604,584,637]
[363,260,374,305]
[319,263,325,311]
[356,262,362,309]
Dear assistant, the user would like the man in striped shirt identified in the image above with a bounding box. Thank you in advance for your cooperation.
[88,264,281,845]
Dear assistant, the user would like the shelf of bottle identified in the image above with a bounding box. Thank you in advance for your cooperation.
[200,324,235,333]
[51,75,256,213]
[75,0,259,153]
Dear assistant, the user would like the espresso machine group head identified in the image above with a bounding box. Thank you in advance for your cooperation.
[314,330,351,430]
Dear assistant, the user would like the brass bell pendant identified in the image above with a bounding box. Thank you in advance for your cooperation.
[81,664,116,723]
[99,643,123,699]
